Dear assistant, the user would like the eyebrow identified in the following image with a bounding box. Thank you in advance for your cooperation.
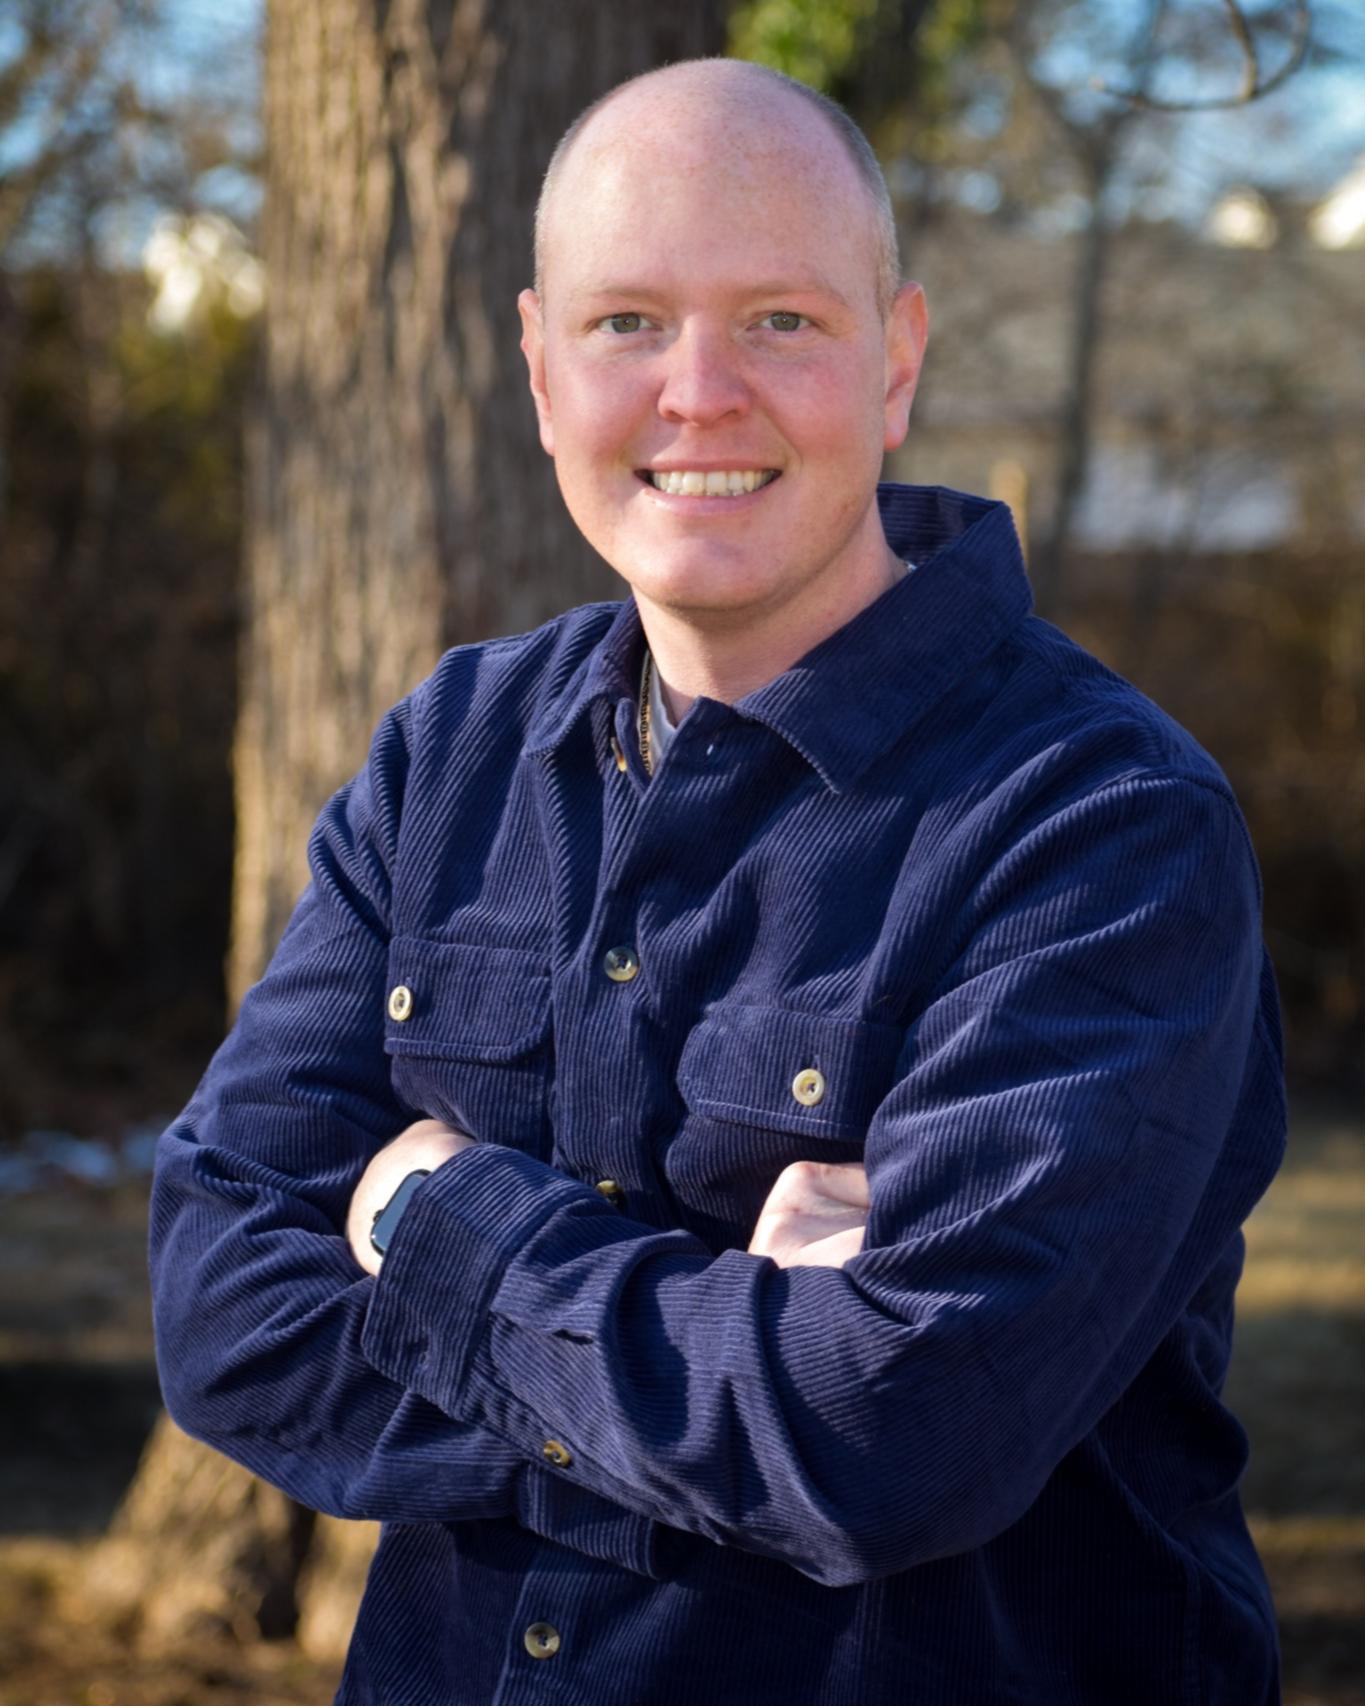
[573,275,857,310]
[741,276,856,308]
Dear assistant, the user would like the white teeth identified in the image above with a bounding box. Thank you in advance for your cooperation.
[649,469,777,497]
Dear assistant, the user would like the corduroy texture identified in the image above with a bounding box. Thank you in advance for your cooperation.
[150,485,1286,1705]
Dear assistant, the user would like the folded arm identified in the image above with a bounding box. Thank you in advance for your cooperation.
[148,703,667,1577]
[357,774,1283,1587]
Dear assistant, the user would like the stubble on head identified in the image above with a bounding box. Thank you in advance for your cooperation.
[533,58,901,324]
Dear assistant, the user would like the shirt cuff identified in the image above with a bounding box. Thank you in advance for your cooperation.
[360,1142,680,1580]
[361,1142,588,1410]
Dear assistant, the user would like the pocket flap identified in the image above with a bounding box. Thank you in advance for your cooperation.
[677,1004,903,1140]
[384,937,550,1062]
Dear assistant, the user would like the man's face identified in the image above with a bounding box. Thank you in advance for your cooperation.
[520,94,926,636]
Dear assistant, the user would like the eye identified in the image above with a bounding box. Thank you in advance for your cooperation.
[601,312,647,334]
[762,311,808,333]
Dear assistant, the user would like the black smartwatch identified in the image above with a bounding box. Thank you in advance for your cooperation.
[370,1168,432,1256]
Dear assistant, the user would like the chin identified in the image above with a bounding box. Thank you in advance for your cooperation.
[630,561,785,617]
[637,534,789,589]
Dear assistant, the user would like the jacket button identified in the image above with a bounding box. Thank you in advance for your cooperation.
[791,1067,826,1106]
[524,1621,561,1659]
[594,1178,625,1209]
[542,1438,573,1467]
[387,984,414,1022]
[602,945,640,983]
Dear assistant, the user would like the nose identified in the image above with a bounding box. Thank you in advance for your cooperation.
[656,320,751,426]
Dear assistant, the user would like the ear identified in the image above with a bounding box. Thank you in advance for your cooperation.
[882,282,928,453]
[518,288,554,457]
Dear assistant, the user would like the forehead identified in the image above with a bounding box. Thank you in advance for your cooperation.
[544,88,879,306]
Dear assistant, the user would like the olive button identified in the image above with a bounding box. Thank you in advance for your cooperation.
[524,1622,561,1660]
[594,1178,625,1209]
[603,945,640,983]
[542,1438,573,1468]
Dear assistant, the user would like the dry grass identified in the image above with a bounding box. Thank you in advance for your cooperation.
[1238,1120,1365,1316]
[1227,1104,1365,1706]
[0,1535,334,1705]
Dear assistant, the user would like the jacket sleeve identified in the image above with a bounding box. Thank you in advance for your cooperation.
[147,699,669,1579]
[359,772,1285,1587]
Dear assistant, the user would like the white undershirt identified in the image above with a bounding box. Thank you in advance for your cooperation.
[647,646,679,767]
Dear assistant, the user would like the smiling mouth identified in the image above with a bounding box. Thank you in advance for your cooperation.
[639,469,780,497]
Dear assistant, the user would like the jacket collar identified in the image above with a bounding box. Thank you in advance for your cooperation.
[524,483,1032,791]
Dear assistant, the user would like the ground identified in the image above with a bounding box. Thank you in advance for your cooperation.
[0,1098,1361,1705]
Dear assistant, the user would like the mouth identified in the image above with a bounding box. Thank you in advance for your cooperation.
[637,468,781,498]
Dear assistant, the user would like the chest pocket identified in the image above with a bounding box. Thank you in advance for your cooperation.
[383,936,553,1159]
[668,1003,905,1249]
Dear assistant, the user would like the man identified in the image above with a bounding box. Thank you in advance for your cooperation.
[150,57,1285,1705]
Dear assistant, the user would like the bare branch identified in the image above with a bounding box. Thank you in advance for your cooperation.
[1098,0,1312,111]
[1221,0,1263,101]
[0,2,125,257]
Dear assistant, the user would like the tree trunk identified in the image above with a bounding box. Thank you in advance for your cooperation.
[1024,0,1164,606]
[1030,149,1116,607]
[108,0,728,1654]
[233,0,728,995]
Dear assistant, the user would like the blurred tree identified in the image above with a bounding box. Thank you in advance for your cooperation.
[230,0,724,1001]
[0,0,259,1136]
[730,0,998,158]
[105,0,731,1657]
[0,0,257,268]
[729,0,884,88]
[1004,0,1169,604]
[991,0,1332,599]
[0,272,251,1127]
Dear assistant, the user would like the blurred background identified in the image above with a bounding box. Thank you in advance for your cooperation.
[0,1,1361,1701]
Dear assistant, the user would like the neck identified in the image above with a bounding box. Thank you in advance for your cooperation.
[638,542,908,723]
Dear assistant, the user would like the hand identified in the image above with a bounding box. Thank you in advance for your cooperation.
[747,1160,870,1270]
[346,1117,475,1275]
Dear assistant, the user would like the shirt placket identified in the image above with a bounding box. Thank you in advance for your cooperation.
[490,1557,669,1706]
[544,696,764,1228]
[488,1565,586,1705]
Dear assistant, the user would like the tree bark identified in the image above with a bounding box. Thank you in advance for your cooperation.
[111,0,728,1652]
[233,0,727,998]
[1030,140,1118,606]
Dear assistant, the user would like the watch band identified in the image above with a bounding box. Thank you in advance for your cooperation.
[370,1168,432,1256]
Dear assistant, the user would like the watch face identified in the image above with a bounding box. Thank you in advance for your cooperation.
[370,1169,432,1255]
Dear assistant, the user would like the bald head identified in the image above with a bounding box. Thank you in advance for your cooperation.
[534,58,900,320]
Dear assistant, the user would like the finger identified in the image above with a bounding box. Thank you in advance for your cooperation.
[747,1196,867,1262]
[803,1161,870,1209]
[783,1224,865,1270]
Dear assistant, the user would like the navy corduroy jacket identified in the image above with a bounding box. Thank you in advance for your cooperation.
[150,484,1285,1705]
